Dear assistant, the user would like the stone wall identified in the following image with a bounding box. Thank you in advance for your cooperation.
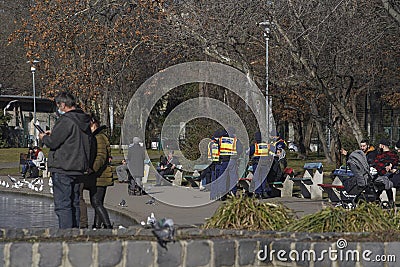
[0,227,398,267]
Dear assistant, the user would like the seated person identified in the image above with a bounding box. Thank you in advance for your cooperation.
[156,150,180,185]
[276,147,287,171]
[22,146,45,178]
[116,159,130,182]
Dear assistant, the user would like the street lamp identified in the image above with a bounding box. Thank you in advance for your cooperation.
[28,60,40,145]
[259,20,272,142]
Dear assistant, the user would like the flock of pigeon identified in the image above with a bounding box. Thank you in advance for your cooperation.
[0,175,53,194]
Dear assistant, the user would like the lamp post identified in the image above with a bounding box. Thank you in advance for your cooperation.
[259,20,272,142]
[29,60,39,145]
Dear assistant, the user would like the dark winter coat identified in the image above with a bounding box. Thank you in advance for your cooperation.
[127,140,145,177]
[92,126,114,187]
[43,109,91,175]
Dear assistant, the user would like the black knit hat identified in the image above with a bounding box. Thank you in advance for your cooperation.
[379,139,390,147]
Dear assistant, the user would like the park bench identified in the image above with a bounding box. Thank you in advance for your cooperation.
[317,167,352,202]
[181,164,210,188]
[162,165,183,186]
[319,167,396,203]
[281,162,323,200]
[237,166,294,197]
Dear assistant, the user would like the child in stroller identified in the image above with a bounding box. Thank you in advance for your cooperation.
[338,150,394,209]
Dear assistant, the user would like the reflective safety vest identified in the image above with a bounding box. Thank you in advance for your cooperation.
[208,142,220,161]
[219,137,237,156]
[254,143,269,156]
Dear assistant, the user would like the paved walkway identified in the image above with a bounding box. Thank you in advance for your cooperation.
[0,174,327,227]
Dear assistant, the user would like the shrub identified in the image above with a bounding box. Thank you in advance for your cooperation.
[286,202,400,232]
[203,195,295,231]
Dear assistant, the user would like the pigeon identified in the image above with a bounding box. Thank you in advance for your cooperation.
[145,197,156,205]
[39,184,43,192]
[48,178,53,187]
[118,225,126,229]
[5,182,9,188]
[119,199,127,207]
[31,177,40,185]
[50,187,53,194]
[1,181,5,186]
[146,212,156,226]
[151,218,175,249]
[7,175,17,184]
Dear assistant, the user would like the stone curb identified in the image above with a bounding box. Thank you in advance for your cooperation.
[0,238,398,267]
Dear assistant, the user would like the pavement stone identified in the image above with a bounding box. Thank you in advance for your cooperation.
[10,242,32,267]
[126,241,154,267]
[0,243,5,267]
[67,242,93,267]
[38,242,63,267]
[157,241,182,267]
[213,239,236,267]
[385,242,400,267]
[238,239,257,266]
[185,240,211,267]
[360,242,385,267]
[98,241,123,267]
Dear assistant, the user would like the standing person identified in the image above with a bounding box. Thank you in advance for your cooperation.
[248,132,271,199]
[85,115,114,229]
[127,137,145,195]
[39,92,91,229]
[212,128,243,200]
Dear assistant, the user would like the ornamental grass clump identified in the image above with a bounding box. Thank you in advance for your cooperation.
[286,202,400,233]
[203,195,295,231]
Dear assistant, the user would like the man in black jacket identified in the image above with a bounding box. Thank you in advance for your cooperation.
[39,92,91,229]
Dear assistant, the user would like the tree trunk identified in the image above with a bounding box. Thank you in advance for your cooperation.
[304,119,313,153]
[310,102,333,164]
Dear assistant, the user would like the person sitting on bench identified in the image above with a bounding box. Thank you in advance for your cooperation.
[116,159,130,183]
[156,150,180,186]
[22,146,45,178]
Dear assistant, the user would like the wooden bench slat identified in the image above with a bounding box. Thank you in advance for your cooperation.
[290,177,312,181]
[318,183,345,189]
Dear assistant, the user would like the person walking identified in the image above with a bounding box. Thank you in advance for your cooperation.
[84,114,114,229]
[127,137,145,195]
[39,92,91,229]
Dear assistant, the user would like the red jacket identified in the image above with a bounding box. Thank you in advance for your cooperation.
[373,150,399,175]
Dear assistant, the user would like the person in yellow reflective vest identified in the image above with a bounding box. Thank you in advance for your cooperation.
[211,128,243,200]
[248,132,273,198]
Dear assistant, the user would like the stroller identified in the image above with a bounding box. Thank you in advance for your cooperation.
[338,150,393,209]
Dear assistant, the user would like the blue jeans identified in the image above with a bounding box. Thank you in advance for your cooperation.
[22,160,36,174]
[52,173,80,229]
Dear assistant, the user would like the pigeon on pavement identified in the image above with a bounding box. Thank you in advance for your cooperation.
[119,199,127,207]
[7,175,17,184]
[145,197,156,205]
[151,218,175,250]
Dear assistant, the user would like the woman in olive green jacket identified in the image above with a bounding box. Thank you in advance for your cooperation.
[88,115,114,229]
